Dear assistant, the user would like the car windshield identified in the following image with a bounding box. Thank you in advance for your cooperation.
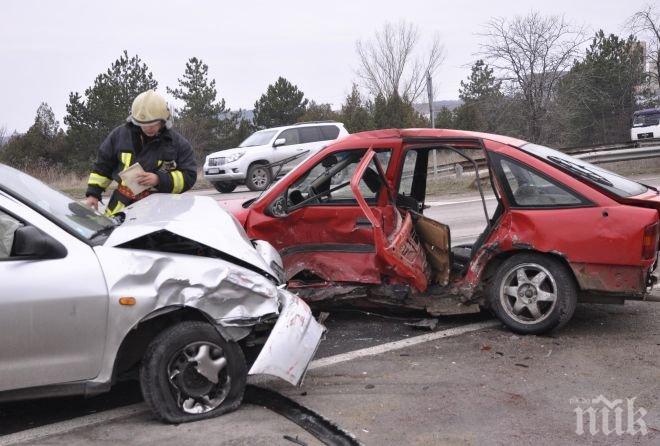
[0,164,113,239]
[238,130,278,148]
[520,143,648,197]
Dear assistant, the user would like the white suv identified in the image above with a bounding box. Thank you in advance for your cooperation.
[204,121,349,192]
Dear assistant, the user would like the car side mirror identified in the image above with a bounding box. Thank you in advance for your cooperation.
[273,138,286,148]
[11,226,67,259]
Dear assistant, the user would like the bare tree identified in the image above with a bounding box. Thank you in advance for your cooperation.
[356,21,444,103]
[479,12,586,141]
[0,125,7,148]
[628,4,660,89]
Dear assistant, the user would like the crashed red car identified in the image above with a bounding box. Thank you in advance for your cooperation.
[219,129,660,334]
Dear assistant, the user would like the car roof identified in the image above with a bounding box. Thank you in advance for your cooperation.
[338,128,528,147]
[255,121,345,132]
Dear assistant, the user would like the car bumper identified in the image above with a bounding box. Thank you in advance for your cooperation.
[203,169,245,182]
[248,289,325,385]
[631,129,656,140]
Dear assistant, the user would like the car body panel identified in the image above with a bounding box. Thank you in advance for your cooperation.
[104,194,274,278]
[0,191,108,391]
[93,245,322,386]
[248,289,324,385]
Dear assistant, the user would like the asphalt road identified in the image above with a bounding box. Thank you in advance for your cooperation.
[2,175,660,444]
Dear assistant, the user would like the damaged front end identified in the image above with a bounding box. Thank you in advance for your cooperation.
[95,194,324,387]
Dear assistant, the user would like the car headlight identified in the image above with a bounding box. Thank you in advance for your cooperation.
[225,152,245,163]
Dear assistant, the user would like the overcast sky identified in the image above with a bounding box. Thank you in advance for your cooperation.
[0,0,652,133]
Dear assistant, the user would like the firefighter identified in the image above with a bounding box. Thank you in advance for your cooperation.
[83,90,197,215]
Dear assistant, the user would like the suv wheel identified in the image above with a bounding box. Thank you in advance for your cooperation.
[140,321,246,423]
[246,163,272,191]
[212,182,237,193]
[487,253,577,335]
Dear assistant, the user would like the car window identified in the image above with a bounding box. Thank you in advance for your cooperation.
[520,143,647,197]
[498,157,585,207]
[298,126,322,143]
[0,209,22,259]
[0,164,112,240]
[278,129,300,146]
[284,149,392,209]
[319,125,340,140]
[398,150,418,196]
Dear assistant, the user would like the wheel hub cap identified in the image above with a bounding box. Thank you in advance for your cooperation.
[500,263,559,325]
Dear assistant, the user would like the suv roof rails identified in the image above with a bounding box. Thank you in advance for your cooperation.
[293,121,341,126]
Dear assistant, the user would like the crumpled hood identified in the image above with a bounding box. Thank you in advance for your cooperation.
[104,194,274,277]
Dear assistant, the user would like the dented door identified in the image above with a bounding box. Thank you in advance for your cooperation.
[351,148,429,291]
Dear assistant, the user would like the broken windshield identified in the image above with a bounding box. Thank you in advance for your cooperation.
[520,143,647,197]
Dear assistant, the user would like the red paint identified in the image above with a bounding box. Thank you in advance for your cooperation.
[220,129,660,304]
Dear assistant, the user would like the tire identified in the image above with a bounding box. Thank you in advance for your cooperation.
[245,163,272,191]
[212,182,237,193]
[487,253,577,335]
[140,321,247,424]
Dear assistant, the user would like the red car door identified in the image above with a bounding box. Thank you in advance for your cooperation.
[350,148,429,292]
[245,148,395,288]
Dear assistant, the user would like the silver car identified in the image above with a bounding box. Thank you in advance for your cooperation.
[0,164,324,423]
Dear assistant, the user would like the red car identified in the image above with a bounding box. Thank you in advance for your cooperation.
[219,129,660,334]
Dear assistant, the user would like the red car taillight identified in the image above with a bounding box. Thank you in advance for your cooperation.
[642,222,659,260]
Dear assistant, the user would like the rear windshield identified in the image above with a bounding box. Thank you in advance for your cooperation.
[520,143,648,198]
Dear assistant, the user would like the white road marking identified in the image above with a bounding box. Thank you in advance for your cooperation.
[0,404,148,446]
[308,320,499,370]
[0,320,498,445]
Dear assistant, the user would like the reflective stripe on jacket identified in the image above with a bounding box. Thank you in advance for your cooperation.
[85,123,197,215]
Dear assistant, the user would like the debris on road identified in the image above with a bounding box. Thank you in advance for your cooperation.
[404,318,440,331]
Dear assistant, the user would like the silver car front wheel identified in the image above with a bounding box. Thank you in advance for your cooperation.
[141,321,247,423]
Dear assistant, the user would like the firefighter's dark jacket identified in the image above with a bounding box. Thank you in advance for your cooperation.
[86,123,197,215]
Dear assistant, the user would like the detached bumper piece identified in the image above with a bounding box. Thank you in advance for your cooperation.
[248,290,324,385]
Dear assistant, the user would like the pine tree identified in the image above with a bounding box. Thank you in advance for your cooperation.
[454,60,503,132]
[297,101,340,123]
[167,57,225,120]
[168,57,227,160]
[253,77,308,128]
[1,103,66,167]
[339,84,374,133]
[64,51,157,171]
[557,31,646,145]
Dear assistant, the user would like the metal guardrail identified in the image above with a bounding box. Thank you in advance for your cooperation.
[575,145,660,164]
[420,143,660,182]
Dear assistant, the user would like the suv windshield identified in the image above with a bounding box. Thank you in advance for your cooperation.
[0,164,113,239]
[520,143,648,197]
[239,130,278,148]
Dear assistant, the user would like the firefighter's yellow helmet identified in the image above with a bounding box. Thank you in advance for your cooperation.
[128,90,172,129]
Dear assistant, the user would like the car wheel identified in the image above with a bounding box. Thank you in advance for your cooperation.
[246,163,272,191]
[212,182,237,193]
[140,321,247,423]
[488,253,577,335]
